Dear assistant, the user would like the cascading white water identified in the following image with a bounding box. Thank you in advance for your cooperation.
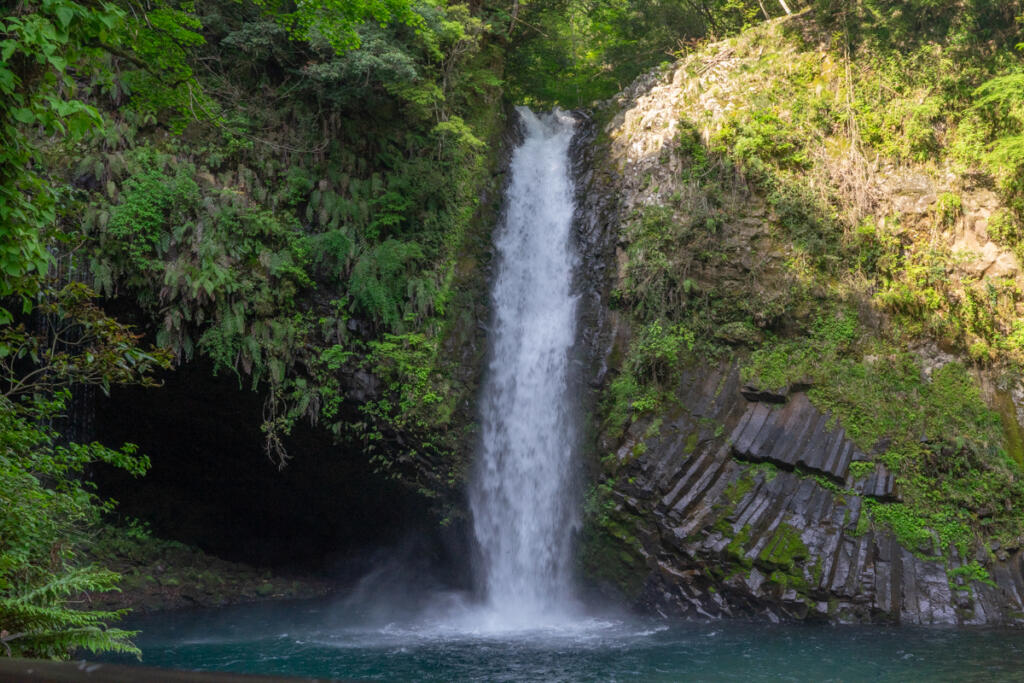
[470,107,581,625]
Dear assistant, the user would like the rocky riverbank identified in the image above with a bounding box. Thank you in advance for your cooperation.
[82,529,333,613]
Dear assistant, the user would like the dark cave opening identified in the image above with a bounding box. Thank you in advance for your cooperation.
[92,360,467,584]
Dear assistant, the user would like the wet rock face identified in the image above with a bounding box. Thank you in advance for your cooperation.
[593,362,1024,625]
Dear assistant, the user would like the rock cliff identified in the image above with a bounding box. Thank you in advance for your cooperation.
[590,362,1024,624]
[577,15,1024,625]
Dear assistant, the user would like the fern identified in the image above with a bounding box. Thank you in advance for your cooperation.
[1,396,144,659]
[349,239,425,329]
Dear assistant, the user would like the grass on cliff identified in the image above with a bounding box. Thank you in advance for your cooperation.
[745,314,1020,554]
[600,11,1024,557]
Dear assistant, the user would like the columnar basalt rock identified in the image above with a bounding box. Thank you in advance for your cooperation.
[593,362,1024,625]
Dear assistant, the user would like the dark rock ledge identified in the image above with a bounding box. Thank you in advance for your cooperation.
[590,363,1024,625]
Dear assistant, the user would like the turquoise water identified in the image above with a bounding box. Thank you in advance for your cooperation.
[106,597,1024,681]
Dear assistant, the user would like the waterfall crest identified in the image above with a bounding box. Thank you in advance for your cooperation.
[469,107,581,625]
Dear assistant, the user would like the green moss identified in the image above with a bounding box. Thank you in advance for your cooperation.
[683,431,700,454]
[994,387,1024,467]
[810,555,824,588]
[723,472,755,506]
[767,569,809,594]
[750,461,780,481]
[724,524,754,569]
[644,417,664,440]
[853,503,872,536]
[848,461,877,479]
[578,509,649,600]
[757,522,809,572]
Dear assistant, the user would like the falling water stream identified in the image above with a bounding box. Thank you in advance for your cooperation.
[469,107,581,624]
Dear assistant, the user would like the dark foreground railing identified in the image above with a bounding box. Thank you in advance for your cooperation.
[0,658,345,682]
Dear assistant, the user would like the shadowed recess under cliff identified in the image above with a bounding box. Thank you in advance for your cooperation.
[93,360,463,578]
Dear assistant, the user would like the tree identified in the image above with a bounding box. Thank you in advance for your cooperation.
[0,0,120,318]
[0,282,170,658]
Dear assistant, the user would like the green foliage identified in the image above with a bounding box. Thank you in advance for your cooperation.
[715,109,810,174]
[947,560,997,589]
[1,0,209,322]
[54,0,506,474]
[601,319,693,437]
[862,500,973,560]
[120,2,214,129]
[506,0,772,105]
[583,478,617,528]
[812,0,1022,49]
[104,152,201,273]
[0,282,167,658]
[969,73,1024,217]
[253,0,425,54]
[743,306,857,390]
[848,461,876,479]
[0,0,207,657]
[350,240,427,329]
[935,192,963,226]
[598,10,1024,573]
[0,566,140,659]
[87,149,312,387]
[362,332,450,437]
[0,0,115,316]
[986,209,1024,258]
[632,319,695,382]
[746,309,1021,550]
[1,282,171,398]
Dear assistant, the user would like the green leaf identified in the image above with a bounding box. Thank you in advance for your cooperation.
[0,39,17,61]
[46,54,67,71]
[54,5,74,28]
[11,107,36,124]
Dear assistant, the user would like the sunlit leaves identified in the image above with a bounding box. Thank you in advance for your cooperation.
[252,0,426,54]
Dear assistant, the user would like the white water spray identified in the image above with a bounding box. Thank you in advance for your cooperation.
[470,107,581,626]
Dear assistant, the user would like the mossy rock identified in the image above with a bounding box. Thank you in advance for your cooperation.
[714,321,765,346]
[757,523,809,572]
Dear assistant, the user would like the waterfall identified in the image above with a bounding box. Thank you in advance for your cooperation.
[469,107,581,625]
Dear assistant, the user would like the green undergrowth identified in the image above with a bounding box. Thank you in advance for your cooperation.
[599,9,1024,567]
[948,560,998,592]
[0,392,148,659]
[745,308,1022,552]
[699,14,1024,365]
[50,0,508,492]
